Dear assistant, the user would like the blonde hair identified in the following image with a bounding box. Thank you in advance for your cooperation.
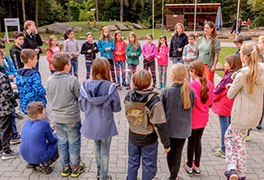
[132,70,151,90]
[171,64,191,109]
[100,26,112,41]
[48,35,57,49]
[241,41,261,94]
[24,20,35,30]
[174,23,185,32]
[128,31,140,50]
[114,30,123,45]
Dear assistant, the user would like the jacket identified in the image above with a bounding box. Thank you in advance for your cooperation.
[46,72,81,124]
[182,43,197,65]
[46,46,62,70]
[10,45,24,69]
[124,89,170,148]
[0,72,17,117]
[156,44,169,66]
[113,40,126,62]
[16,68,46,114]
[160,83,195,139]
[98,38,115,59]
[80,41,98,61]
[169,33,188,58]
[142,43,157,61]
[189,80,214,129]
[79,80,121,140]
[196,35,221,69]
[22,31,43,54]
[126,43,141,65]
[1,55,17,76]
[20,119,57,164]
[227,63,264,129]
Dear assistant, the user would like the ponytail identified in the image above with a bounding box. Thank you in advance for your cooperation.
[200,74,209,104]
[181,79,191,109]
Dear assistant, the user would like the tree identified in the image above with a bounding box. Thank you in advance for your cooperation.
[22,0,26,22]
[35,0,39,26]
[120,0,128,22]
[68,0,71,21]
[95,0,98,21]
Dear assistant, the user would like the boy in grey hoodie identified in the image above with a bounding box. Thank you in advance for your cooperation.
[46,53,84,178]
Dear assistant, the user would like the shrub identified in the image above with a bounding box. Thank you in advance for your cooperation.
[79,10,94,21]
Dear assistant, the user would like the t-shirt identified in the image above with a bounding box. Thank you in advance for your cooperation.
[197,37,211,64]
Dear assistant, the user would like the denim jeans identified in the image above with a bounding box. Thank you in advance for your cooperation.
[54,121,81,167]
[69,57,78,78]
[127,141,158,180]
[219,116,231,153]
[11,111,19,140]
[172,57,183,64]
[85,60,93,79]
[94,137,112,180]
[127,64,137,88]
[114,61,126,85]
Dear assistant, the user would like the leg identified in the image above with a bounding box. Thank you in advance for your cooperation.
[167,138,186,180]
[141,141,158,180]
[99,137,112,179]
[121,61,127,85]
[108,59,116,82]
[225,124,238,171]
[158,66,162,88]
[236,129,247,177]
[172,58,177,64]
[67,122,81,167]
[219,116,231,153]
[127,64,132,87]
[163,66,168,87]
[143,59,149,71]
[204,64,214,85]
[115,62,121,85]
[149,61,156,87]
[194,128,205,167]
[0,113,12,153]
[85,61,93,79]
[127,142,141,180]
[187,129,197,167]
[72,57,79,78]
[94,140,101,177]
[11,111,19,140]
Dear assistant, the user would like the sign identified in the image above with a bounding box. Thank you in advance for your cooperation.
[4,18,20,42]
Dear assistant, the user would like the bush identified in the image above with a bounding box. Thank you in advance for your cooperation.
[79,10,94,21]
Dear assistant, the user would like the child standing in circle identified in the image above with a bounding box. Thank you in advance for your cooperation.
[224,41,264,180]
[64,30,79,78]
[113,30,127,89]
[126,32,141,90]
[160,63,194,180]
[211,55,242,158]
[80,32,98,79]
[184,60,213,176]
[98,26,116,82]
[142,34,157,88]
[46,35,62,74]
[156,35,169,89]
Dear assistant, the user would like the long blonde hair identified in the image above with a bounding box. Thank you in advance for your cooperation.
[100,26,112,41]
[171,64,191,109]
[241,41,260,94]
[128,32,140,50]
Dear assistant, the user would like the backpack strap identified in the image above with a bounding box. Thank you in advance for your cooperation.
[108,83,116,94]
[81,80,90,98]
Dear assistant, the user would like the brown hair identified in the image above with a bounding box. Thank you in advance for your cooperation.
[158,35,168,52]
[128,32,140,50]
[27,101,44,119]
[188,33,195,39]
[233,35,244,44]
[189,60,209,104]
[132,70,151,90]
[171,64,191,109]
[13,31,25,39]
[225,55,242,72]
[114,30,123,45]
[20,49,37,64]
[100,26,112,41]
[91,57,111,81]
[259,34,264,43]
[146,33,153,40]
[205,21,217,45]
[52,52,71,71]
[241,41,261,94]
[0,50,3,57]
[24,20,35,30]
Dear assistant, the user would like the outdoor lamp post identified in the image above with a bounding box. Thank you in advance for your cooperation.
[162,0,164,35]
[152,0,155,37]
[91,8,96,27]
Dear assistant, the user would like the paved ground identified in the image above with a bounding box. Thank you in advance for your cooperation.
[0,42,264,180]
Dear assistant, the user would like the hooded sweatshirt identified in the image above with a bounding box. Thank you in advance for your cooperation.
[79,80,121,140]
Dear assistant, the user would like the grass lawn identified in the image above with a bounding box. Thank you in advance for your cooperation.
[217,47,237,76]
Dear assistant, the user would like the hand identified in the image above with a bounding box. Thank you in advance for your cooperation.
[94,47,97,50]
[163,147,171,154]
[170,57,172,61]
[87,49,92,53]
[177,48,182,52]
[11,82,17,89]
[9,75,15,80]
[146,55,149,59]
[226,83,232,89]
[35,48,40,54]
[106,47,110,51]
[211,66,216,72]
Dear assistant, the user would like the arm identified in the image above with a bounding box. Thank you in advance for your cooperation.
[64,40,68,52]
[5,56,17,76]
[227,72,244,99]
[94,42,99,53]
[212,39,221,70]
[97,39,105,53]
[126,45,132,57]
[149,44,157,59]
[169,37,173,57]
[135,45,142,57]
[45,122,57,144]
[182,45,188,60]
[46,50,53,63]
[112,88,121,112]
[0,74,16,99]
[109,39,115,51]
[72,78,81,99]
[9,49,19,70]
[80,43,89,55]
[35,33,43,46]
[120,42,126,55]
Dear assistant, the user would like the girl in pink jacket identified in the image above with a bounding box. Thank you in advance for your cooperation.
[46,35,62,74]
[184,60,213,176]
[156,35,169,89]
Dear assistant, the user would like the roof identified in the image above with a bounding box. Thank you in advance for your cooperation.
[166,3,221,9]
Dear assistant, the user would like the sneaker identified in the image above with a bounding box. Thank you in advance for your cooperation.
[126,86,131,90]
[246,136,250,142]
[1,150,19,160]
[10,138,21,145]
[256,124,262,130]
[43,153,59,166]
[192,162,201,175]
[211,147,225,158]
[224,169,238,180]
[184,162,193,176]
[36,164,53,174]
[107,175,112,180]
[61,166,71,177]
[122,82,128,87]
[238,176,246,180]
[0,149,3,156]
[26,163,38,170]
[70,163,85,178]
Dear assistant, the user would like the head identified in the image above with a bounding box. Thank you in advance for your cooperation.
[174,23,184,34]
[52,52,71,72]
[146,33,153,44]
[132,70,151,90]
[188,33,195,45]
[204,21,217,44]
[13,31,25,47]
[114,30,122,41]
[189,60,209,104]
[224,55,242,71]
[128,32,139,49]
[24,20,36,33]
[158,35,168,51]
[64,29,74,40]
[0,50,3,64]
[86,32,94,43]
[91,57,111,81]
[27,102,45,120]
[233,35,244,49]
[20,49,37,67]
[258,34,264,52]
[0,42,6,57]
[48,35,57,48]
[100,26,112,41]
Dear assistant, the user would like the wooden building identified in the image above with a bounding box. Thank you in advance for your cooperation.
[165,3,221,30]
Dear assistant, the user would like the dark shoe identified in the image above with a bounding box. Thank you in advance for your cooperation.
[122,82,128,87]
[61,166,71,177]
[10,138,21,145]
[0,149,3,156]
[224,169,238,180]
[43,153,59,166]
[256,124,262,130]
[36,164,53,174]
[15,112,24,119]
[26,163,38,170]
[1,150,19,160]
[238,176,246,180]
[126,86,131,90]
[107,175,112,180]
[70,163,85,178]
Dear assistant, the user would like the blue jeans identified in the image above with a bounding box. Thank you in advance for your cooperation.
[11,111,18,140]
[54,121,81,167]
[85,60,93,79]
[219,115,231,153]
[114,61,126,85]
[94,137,112,180]
[172,57,183,64]
[69,57,78,78]
[127,141,158,180]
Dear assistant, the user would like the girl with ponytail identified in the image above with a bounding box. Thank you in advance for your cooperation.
[184,60,213,176]
[160,63,195,180]
[224,41,264,180]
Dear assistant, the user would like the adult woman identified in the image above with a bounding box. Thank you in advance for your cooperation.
[169,23,188,64]
[196,21,221,85]
[23,20,43,70]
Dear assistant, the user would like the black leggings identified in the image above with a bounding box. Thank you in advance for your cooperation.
[187,128,204,167]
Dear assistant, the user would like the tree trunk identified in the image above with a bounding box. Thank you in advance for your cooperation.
[22,0,26,22]
[35,0,39,26]
[95,0,98,21]
[120,0,123,22]
[68,0,71,21]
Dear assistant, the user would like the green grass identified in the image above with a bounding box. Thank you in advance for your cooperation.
[217,47,237,76]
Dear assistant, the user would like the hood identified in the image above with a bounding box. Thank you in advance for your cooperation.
[126,89,154,103]
[80,80,117,106]
[17,68,38,77]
